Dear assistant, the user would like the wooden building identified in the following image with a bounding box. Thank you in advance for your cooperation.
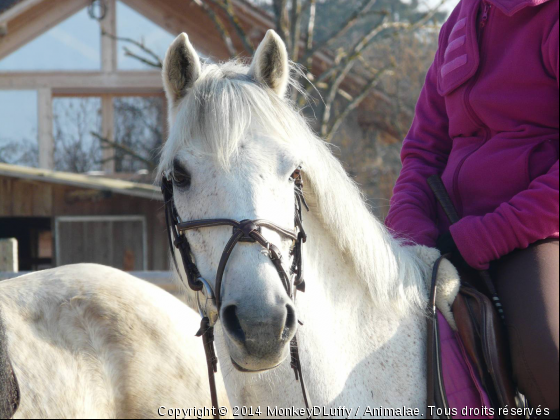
[0,162,167,272]
[0,0,304,276]
[0,0,318,172]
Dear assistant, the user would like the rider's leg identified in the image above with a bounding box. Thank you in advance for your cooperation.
[492,239,559,417]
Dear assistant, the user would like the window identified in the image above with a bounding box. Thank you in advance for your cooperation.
[0,90,38,167]
[113,96,163,172]
[53,97,102,173]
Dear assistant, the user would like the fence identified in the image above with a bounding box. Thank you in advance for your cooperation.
[0,237,186,300]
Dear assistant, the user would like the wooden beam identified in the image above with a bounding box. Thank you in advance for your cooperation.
[0,0,90,60]
[38,88,54,170]
[0,71,163,94]
[101,95,115,173]
[0,0,44,25]
[100,0,117,73]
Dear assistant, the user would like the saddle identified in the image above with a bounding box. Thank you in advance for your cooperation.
[454,280,518,416]
[427,259,520,420]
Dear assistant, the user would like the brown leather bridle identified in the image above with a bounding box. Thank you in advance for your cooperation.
[161,168,312,419]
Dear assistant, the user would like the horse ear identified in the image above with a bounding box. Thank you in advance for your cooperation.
[163,33,201,108]
[249,30,290,98]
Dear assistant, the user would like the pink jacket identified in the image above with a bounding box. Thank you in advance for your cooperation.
[386,0,559,270]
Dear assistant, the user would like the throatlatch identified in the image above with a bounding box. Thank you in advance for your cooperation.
[162,168,312,419]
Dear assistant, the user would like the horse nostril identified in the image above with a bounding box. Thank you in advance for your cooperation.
[222,305,246,344]
[282,304,297,340]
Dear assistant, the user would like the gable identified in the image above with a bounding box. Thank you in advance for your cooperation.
[0,7,100,70]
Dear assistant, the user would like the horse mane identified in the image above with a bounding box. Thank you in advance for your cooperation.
[160,60,428,313]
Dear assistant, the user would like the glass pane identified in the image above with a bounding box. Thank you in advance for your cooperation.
[0,8,101,71]
[113,96,164,172]
[53,97,102,173]
[0,90,38,167]
[116,1,174,70]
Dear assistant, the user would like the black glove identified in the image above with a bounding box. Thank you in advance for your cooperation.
[436,231,457,255]
[436,232,472,271]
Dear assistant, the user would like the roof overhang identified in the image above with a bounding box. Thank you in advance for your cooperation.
[0,162,162,200]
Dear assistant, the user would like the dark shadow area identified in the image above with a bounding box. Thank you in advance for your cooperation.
[0,307,19,418]
[0,217,52,271]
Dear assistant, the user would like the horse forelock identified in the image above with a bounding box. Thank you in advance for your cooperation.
[160,59,427,314]
[159,60,307,172]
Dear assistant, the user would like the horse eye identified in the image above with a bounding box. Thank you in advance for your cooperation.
[172,161,191,189]
[289,166,303,182]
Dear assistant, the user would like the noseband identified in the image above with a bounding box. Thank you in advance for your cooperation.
[161,169,312,419]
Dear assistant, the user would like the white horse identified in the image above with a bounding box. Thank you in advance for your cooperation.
[160,30,458,418]
[0,264,231,418]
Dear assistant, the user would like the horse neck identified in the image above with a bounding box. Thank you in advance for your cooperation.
[298,202,426,338]
[214,140,429,408]
[218,206,428,410]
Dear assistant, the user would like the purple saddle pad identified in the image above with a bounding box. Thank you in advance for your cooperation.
[438,310,494,419]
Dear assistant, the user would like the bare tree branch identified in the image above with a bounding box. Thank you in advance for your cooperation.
[321,47,356,138]
[301,0,380,64]
[304,0,317,70]
[307,0,450,95]
[92,132,156,170]
[290,0,304,60]
[273,0,291,50]
[123,47,161,69]
[102,31,163,68]
[314,13,393,134]
[410,0,450,28]
[325,67,392,142]
[193,0,238,57]
[209,0,255,54]
[311,17,399,91]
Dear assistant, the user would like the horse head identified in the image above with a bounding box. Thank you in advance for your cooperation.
[160,30,307,373]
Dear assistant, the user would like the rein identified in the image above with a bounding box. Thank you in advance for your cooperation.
[161,169,312,419]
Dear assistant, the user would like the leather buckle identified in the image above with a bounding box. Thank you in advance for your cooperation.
[196,277,219,326]
[236,220,260,243]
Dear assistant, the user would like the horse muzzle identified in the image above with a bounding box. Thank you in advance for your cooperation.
[221,300,297,372]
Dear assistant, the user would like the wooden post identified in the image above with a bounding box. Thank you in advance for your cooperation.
[38,88,54,170]
[0,238,18,272]
[160,93,168,142]
[100,0,117,73]
[100,0,117,173]
[101,94,116,173]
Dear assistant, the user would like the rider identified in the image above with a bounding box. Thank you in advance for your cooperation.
[385,0,559,417]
